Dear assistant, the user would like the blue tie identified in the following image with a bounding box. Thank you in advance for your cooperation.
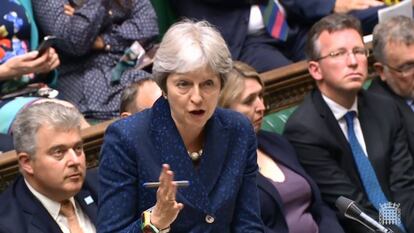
[344,111,406,232]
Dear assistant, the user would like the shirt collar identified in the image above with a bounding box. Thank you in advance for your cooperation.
[24,179,76,220]
[322,94,358,120]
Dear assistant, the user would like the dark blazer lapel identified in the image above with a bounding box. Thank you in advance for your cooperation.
[312,90,351,153]
[75,188,97,225]
[258,131,312,206]
[392,94,414,150]
[312,90,363,182]
[150,98,210,212]
[380,80,414,139]
[256,173,284,212]
[357,92,390,196]
[257,131,302,180]
[198,111,229,194]
[16,178,62,233]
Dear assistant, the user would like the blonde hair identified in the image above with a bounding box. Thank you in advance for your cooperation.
[219,61,263,108]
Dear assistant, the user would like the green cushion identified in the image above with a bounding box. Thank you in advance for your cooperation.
[261,106,297,134]
[150,0,177,41]
[363,78,372,90]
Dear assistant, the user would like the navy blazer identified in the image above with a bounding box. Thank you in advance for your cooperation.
[0,170,98,233]
[257,130,344,233]
[368,77,414,160]
[284,89,414,233]
[98,97,264,233]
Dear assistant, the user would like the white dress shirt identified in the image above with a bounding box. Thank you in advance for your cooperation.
[322,94,368,156]
[25,179,96,233]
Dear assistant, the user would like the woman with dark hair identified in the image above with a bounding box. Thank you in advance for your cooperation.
[219,61,345,233]
[32,0,159,119]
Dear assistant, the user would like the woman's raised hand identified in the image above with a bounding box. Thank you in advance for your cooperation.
[150,164,184,230]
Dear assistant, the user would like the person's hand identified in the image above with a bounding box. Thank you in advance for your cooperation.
[64,4,75,16]
[38,47,60,74]
[334,0,384,13]
[150,164,184,230]
[92,36,105,50]
[0,48,60,81]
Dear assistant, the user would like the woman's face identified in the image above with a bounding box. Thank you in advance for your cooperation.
[230,78,265,133]
[166,65,221,131]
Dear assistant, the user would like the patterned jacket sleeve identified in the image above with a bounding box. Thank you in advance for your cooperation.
[100,0,159,53]
[32,0,158,56]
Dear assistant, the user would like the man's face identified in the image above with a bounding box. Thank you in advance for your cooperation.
[21,125,86,202]
[135,80,162,112]
[378,42,414,99]
[166,65,221,132]
[309,29,368,99]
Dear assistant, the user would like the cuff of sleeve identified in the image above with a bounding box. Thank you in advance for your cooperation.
[141,210,170,233]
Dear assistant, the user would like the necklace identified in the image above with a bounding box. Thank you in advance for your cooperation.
[188,149,203,161]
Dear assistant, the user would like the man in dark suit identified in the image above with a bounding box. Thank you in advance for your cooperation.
[284,14,414,233]
[169,0,308,73]
[369,15,414,159]
[0,102,98,233]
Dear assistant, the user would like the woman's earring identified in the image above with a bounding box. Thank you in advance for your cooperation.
[163,92,167,99]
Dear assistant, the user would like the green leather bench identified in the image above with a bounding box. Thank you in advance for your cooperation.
[261,106,297,134]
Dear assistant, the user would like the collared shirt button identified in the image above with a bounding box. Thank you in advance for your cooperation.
[205,215,215,224]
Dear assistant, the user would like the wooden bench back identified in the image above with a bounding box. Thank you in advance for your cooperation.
[0,46,376,192]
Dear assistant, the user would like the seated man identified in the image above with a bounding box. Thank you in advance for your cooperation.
[284,14,414,233]
[119,77,162,117]
[169,0,308,73]
[0,102,98,233]
[369,15,414,159]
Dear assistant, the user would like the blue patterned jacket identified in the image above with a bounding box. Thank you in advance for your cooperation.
[98,97,265,233]
[32,0,159,119]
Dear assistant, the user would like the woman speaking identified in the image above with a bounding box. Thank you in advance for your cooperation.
[98,21,264,233]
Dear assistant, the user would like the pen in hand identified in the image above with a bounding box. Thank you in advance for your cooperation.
[143,180,190,188]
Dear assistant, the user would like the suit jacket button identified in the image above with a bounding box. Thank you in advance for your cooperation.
[205,215,215,224]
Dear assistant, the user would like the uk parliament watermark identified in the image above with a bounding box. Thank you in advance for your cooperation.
[379,202,402,226]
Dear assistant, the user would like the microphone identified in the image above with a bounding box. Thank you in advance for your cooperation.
[335,196,393,233]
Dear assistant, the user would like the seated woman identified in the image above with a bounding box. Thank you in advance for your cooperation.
[0,0,89,151]
[98,21,264,232]
[219,61,344,233]
[32,0,159,119]
[0,0,89,143]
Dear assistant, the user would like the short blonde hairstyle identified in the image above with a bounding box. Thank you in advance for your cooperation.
[152,20,233,93]
[219,61,264,108]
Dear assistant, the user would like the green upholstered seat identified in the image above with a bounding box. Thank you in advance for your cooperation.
[261,106,297,134]
[150,0,177,41]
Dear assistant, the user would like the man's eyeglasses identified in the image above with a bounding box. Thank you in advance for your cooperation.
[383,62,414,77]
[316,47,369,61]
